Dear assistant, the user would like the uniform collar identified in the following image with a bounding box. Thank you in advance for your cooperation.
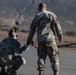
[42,9,46,12]
[39,9,47,12]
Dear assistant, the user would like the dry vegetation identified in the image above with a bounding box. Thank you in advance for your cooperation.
[63,36,76,43]
[0,31,8,40]
[0,31,28,46]
[0,31,76,46]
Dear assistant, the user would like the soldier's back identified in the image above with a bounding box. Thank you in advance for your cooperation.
[0,37,14,57]
[37,10,55,42]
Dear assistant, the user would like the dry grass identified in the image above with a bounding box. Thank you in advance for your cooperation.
[17,32,29,45]
[63,36,76,43]
[0,31,8,41]
[0,31,28,45]
[0,31,76,45]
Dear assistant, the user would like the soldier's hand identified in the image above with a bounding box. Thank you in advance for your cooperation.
[26,40,34,46]
[21,44,29,51]
[30,41,34,46]
[57,34,63,43]
[58,37,63,43]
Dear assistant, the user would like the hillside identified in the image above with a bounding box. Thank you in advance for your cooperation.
[0,0,76,32]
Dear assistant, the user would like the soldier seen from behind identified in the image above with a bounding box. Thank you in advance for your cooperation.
[0,28,28,75]
[26,3,63,75]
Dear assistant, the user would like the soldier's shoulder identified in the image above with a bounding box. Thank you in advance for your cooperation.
[50,12,57,18]
[0,37,18,46]
[44,10,56,17]
[45,10,51,14]
[0,37,12,50]
[37,12,43,16]
[0,37,8,45]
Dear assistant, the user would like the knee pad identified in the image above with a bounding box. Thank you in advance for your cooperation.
[22,57,26,65]
[37,59,45,71]
[52,62,59,71]
[55,62,59,71]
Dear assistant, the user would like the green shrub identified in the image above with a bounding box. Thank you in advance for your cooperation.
[11,26,19,31]
[0,24,3,29]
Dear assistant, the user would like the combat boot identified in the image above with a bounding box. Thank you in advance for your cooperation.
[39,71,44,75]
[54,71,60,75]
[7,67,16,75]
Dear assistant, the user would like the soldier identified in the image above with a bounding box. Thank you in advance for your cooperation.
[0,28,27,75]
[26,3,63,75]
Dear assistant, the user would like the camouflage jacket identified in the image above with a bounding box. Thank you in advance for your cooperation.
[0,36,24,61]
[27,10,63,43]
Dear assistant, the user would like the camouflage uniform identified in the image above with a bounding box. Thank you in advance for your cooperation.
[0,36,26,72]
[27,10,63,73]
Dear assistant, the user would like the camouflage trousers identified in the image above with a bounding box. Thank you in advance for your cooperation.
[37,40,59,72]
[0,55,26,70]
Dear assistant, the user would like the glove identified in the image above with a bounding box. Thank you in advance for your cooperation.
[24,44,29,51]
[21,44,29,51]
[30,41,34,46]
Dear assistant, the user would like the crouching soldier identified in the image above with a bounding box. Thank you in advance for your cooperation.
[0,29,28,75]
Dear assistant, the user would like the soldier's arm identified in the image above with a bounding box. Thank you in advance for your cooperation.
[26,15,39,45]
[52,13,63,42]
[13,40,24,53]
